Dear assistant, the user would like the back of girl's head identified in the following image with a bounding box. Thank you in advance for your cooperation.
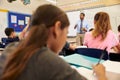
[25,4,70,48]
[93,12,111,40]
[30,4,69,29]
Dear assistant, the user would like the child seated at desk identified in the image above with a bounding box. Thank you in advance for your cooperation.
[1,4,107,80]
[59,41,76,56]
[4,28,19,45]
[3,22,29,47]
[83,12,119,52]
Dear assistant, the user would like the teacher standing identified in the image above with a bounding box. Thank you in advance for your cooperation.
[74,13,89,46]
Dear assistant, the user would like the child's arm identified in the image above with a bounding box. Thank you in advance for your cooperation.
[19,20,30,40]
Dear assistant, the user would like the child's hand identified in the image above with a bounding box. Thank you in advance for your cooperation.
[92,64,107,80]
[112,43,120,53]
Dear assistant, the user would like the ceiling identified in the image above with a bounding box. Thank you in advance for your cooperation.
[30,0,89,9]
[33,0,88,5]
[0,0,120,13]
[29,0,120,11]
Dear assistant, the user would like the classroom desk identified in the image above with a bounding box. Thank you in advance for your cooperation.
[76,67,120,80]
[62,54,120,80]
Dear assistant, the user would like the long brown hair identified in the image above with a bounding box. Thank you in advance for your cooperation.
[92,12,112,40]
[1,4,69,80]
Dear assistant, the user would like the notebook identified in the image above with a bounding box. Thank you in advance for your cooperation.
[62,54,104,69]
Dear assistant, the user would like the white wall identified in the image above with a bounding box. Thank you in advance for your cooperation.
[84,4,120,33]
[0,1,120,39]
[0,11,8,42]
[0,0,33,14]
[67,5,120,36]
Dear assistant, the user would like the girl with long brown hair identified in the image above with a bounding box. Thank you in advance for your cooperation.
[1,5,107,80]
[84,12,119,52]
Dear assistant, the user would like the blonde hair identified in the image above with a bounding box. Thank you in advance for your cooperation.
[92,12,112,40]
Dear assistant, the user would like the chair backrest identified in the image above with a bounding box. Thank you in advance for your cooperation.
[109,53,120,62]
[0,42,2,48]
[1,38,7,43]
[0,43,4,48]
[75,48,109,60]
[1,38,8,48]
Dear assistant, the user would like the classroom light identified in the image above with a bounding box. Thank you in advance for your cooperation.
[60,0,104,9]
[46,0,57,4]
[7,0,16,3]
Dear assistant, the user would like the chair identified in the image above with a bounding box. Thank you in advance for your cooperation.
[1,38,7,43]
[1,38,7,48]
[0,42,2,48]
[59,49,75,56]
[109,53,120,62]
[75,48,109,60]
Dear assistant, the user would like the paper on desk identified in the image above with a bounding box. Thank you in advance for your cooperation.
[106,71,120,80]
[76,67,120,80]
[102,60,120,74]
[76,46,87,48]
[76,67,97,80]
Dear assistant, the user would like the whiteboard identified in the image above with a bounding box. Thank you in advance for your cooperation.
[67,11,80,36]
[0,11,8,42]
[116,17,120,27]
[66,5,120,36]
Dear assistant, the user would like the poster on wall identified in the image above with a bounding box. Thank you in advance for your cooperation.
[18,20,24,25]
[8,11,31,32]
[25,16,30,24]
[11,15,17,23]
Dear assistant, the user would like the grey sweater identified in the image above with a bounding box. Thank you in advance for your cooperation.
[17,47,87,80]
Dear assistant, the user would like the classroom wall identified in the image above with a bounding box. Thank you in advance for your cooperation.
[0,0,33,14]
[84,4,120,33]
[0,0,33,42]
[0,1,120,40]
[67,4,120,36]
[0,11,8,42]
